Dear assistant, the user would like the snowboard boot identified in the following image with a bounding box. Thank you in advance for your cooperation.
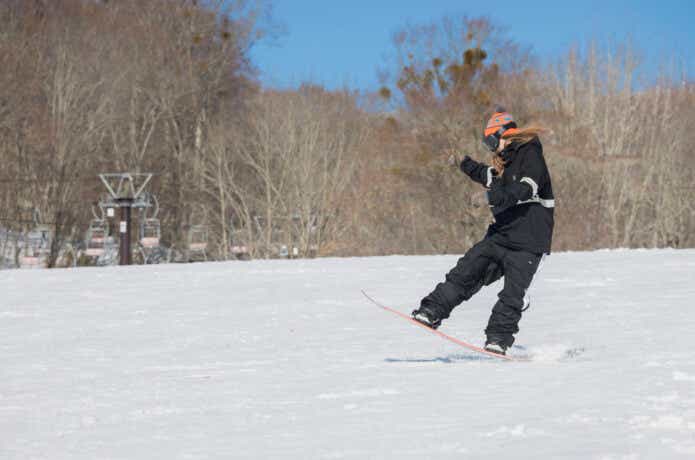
[411,305,442,330]
[484,340,508,356]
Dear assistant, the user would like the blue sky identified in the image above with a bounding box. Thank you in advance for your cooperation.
[250,0,694,90]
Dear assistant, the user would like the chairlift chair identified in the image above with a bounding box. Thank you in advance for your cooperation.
[231,245,249,256]
[185,225,208,262]
[19,239,42,268]
[95,235,119,267]
[19,255,42,268]
[140,218,161,248]
[85,219,107,257]
[19,228,51,268]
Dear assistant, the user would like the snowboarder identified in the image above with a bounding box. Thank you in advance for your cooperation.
[411,108,555,355]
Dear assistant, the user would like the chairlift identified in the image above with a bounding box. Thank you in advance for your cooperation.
[140,218,161,248]
[19,226,52,268]
[231,244,248,256]
[19,254,42,268]
[96,235,119,267]
[136,193,161,249]
[85,219,107,257]
[19,239,42,268]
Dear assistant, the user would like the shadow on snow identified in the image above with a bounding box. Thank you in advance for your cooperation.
[384,346,529,363]
[383,346,586,364]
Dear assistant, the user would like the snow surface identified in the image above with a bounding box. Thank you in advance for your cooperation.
[2,249,695,459]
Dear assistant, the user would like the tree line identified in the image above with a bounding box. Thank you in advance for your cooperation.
[0,1,692,267]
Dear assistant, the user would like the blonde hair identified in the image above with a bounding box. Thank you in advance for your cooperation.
[494,125,547,174]
[502,125,547,145]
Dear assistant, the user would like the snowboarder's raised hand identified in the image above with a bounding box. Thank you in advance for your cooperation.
[447,153,459,167]
[460,155,477,174]
[444,148,463,167]
[460,155,502,189]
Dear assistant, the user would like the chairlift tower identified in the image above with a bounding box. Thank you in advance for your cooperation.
[98,173,153,265]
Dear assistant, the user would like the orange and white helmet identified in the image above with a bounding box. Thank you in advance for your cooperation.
[482,107,519,151]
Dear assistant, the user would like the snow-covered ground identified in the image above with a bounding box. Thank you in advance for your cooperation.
[2,249,695,459]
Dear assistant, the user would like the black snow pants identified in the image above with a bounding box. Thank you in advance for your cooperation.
[420,238,542,348]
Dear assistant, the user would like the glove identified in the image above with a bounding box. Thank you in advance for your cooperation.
[460,155,477,176]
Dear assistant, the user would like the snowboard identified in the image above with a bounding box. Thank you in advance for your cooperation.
[361,290,520,361]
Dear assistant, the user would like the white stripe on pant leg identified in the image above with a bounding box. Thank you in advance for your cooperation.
[522,254,547,311]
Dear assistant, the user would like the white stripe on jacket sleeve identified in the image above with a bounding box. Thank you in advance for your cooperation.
[519,177,539,197]
[486,167,494,188]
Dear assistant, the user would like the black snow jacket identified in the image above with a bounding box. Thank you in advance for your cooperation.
[461,137,554,254]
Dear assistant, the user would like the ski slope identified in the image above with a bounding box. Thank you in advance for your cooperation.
[2,249,695,459]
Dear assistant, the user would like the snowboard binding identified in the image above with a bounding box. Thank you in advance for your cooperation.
[411,306,442,330]
[483,341,508,356]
